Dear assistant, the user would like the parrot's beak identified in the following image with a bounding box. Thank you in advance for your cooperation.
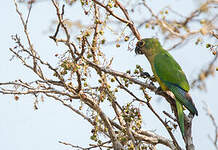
[135,46,142,55]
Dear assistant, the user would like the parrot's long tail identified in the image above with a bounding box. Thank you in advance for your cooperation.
[175,101,185,137]
[165,82,198,116]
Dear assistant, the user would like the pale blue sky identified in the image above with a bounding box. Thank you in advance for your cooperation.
[0,0,217,150]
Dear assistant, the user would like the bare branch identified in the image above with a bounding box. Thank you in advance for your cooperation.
[92,0,141,40]
[203,102,218,150]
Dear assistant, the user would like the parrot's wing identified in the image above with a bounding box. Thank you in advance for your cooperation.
[154,52,198,115]
[154,52,189,91]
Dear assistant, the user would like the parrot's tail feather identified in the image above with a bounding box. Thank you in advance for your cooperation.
[176,101,185,137]
[165,82,198,116]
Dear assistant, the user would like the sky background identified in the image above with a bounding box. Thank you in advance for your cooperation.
[0,0,217,150]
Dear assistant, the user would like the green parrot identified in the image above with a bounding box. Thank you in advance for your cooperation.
[135,38,198,136]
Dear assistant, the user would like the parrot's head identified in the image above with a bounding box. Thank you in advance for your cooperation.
[135,38,161,57]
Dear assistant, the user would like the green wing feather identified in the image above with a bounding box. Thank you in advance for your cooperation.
[153,51,198,115]
[154,51,190,91]
[165,82,198,115]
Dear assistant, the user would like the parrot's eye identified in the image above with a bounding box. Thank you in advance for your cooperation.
[137,41,145,47]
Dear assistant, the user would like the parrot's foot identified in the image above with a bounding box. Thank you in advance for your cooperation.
[140,72,151,78]
[140,72,156,82]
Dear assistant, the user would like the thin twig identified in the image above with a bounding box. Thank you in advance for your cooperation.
[203,102,218,150]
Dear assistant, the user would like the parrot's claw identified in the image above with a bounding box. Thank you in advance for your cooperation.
[140,72,151,78]
[140,72,157,82]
